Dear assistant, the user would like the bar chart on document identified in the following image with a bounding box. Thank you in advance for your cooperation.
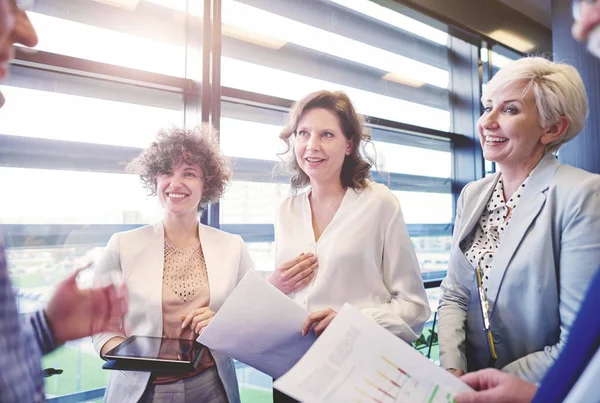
[353,356,455,403]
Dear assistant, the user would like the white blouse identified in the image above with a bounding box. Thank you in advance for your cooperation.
[274,181,431,342]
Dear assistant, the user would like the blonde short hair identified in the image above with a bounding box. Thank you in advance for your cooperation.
[483,57,588,154]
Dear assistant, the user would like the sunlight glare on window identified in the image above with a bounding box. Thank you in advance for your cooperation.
[141,0,449,87]
[26,12,185,76]
[144,0,203,15]
[327,0,448,46]
[220,118,284,161]
[392,191,452,224]
[221,1,448,88]
[480,48,513,68]
[0,86,181,148]
[220,181,291,224]
[222,58,450,131]
[0,168,162,225]
[373,142,451,178]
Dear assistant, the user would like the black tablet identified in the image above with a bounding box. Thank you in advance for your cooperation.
[103,335,205,365]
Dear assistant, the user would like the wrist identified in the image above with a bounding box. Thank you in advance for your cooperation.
[42,307,64,346]
[32,309,60,354]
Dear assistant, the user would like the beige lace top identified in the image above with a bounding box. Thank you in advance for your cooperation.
[153,237,215,384]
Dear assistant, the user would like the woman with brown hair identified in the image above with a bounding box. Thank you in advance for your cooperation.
[92,126,252,403]
[269,90,430,340]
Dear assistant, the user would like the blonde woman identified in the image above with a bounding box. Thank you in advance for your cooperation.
[438,57,600,383]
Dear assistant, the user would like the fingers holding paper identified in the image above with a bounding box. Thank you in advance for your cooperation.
[269,253,317,295]
[302,308,337,337]
[181,307,215,335]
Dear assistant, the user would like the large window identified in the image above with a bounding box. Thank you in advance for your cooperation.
[0,0,506,401]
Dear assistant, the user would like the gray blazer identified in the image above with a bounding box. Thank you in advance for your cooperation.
[438,153,600,383]
[91,222,253,403]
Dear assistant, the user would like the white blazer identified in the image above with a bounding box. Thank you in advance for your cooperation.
[438,153,600,383]
[91,221,253,403]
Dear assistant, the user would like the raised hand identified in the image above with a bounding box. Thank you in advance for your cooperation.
[268,253,317,294]
[44,268,128,345]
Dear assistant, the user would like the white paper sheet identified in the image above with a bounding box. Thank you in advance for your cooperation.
[197,271,316,378]
[274,303,472,402]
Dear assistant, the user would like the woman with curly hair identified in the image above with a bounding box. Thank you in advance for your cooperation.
[91,125,251,403]
[270,90,430,344]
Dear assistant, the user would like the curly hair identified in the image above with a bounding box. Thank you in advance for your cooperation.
[279,90,375,191]
[127,125,231,211]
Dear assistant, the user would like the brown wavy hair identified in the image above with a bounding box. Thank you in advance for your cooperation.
[279,90,374,191]
[127,125,231,211]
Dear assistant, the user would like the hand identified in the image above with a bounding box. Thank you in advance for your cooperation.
[100,336,126,357]
[302,308,337,337]
[181,307,215,335]
[448,368,465,377]
[0,0,14,45]
[268,253,317,294]
[572,0,600,41]
[44,268,128,345]
[456,368,538,403]
[0,0,14,107]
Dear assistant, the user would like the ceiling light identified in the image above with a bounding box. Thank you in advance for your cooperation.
[382,72,425,88]
[222,24,286,50]
[488,30,536,53]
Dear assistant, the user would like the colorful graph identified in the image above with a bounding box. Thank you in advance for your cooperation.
[354,356,456,403]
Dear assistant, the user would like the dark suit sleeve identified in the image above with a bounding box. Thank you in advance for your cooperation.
[532,268,600,403]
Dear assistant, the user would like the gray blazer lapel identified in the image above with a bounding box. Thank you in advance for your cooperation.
[457,174,500,244]
[487,154,560,313]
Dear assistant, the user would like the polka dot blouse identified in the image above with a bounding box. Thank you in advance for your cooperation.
[460,176,529,292]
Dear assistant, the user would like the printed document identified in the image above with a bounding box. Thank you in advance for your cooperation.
[274,304,472,402]
[197,271,316,378]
